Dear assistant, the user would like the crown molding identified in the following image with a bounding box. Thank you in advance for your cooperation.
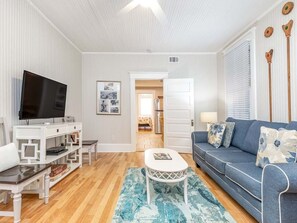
[82,52,217,55]
[219,0,284,52]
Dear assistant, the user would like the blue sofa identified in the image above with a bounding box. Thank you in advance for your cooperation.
[191,117,297,223]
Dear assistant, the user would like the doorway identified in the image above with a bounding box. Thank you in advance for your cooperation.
[129,72,168,152]
[135,80,164,151]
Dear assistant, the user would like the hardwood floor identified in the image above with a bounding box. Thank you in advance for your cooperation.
[0,153,257,223]
[136,131,164,151]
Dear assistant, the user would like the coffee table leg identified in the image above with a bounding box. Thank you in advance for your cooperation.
[44,173,50,204]
[13,193,22,223]
[146,168,150,204]
[88,147,92,166]
[184,176,188,205]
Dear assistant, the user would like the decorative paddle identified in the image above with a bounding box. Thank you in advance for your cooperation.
[282,20,293,122]
[265,49,273,122]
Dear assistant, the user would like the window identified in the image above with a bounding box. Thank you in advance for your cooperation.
[139,94,153,116]
[224,40,252,120]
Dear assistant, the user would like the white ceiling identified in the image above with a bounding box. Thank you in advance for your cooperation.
[30,0,277,53]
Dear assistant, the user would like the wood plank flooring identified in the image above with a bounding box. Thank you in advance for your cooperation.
[0,153,257,223]
[136,131,164,151]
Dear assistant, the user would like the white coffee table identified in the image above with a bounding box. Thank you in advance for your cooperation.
[144,148,188,204]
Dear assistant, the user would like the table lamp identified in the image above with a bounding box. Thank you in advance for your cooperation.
[200,112,218,131]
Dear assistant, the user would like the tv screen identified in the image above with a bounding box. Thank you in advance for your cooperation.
[19,70,67,120]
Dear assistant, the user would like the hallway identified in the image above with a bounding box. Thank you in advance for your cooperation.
[136,131,163,151]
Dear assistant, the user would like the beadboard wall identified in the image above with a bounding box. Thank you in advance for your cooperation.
[256,0,296,122]
[0,0,82,131]
[218,0,297,122]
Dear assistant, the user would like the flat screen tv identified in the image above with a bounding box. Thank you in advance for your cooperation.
[19,70,67,120]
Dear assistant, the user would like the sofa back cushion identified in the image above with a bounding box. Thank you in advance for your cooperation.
[286,121,297,130]
[226,117,255,150]
[243,121,287,155]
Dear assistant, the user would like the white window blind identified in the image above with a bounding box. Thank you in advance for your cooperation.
[225,41,251,120]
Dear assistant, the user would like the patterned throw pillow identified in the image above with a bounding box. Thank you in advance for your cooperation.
[221,122,235,148]
[256,127,297,168]
[208,123,227,148]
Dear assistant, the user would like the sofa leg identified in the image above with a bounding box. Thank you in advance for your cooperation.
[195,163,200,168]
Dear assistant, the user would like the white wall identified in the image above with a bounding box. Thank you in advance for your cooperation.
[0,0,82,131]
[82,54,217,146]
[217,0,297,122]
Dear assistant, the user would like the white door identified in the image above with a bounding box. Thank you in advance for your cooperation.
[164,78,194,153]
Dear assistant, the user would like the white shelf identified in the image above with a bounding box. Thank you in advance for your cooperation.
[45,145,81,164]
[14,122,83,189]
[49,162,81,188]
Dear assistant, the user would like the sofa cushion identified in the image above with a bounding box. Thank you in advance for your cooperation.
[225,163,262,201]
[193,143,240,160]
[286,121,297,130]
[205,150,256,174]
[226,117,255,150]
[242,121,287,155]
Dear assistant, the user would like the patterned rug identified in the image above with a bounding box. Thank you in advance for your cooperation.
[112,168,235,223]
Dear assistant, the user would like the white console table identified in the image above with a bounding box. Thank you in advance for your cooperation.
[13,122,82,188]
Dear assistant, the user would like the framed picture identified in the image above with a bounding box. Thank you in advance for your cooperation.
[96,81,121,115]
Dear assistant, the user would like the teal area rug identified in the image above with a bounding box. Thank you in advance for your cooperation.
[112,168,235,223]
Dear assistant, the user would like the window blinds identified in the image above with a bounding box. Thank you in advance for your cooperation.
[224,41,251,120]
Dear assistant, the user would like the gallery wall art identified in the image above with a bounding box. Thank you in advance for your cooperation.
[96,81,121,115]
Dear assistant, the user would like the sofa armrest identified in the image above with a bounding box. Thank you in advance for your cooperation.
[191,131,208,144]
[262,163,297,223]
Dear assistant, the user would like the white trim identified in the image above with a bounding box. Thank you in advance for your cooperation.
[205,160,225,174]
[97,144,133,152]
[82,52,216,55]
[130,72,168,151]
[202,161,262,215]
[226,175,261,201]
[262,164,290,223]
[194,151,205,161]
[226,163,261,183]
[26,0,82,53]
[219,0,284,52]
[223,27,256,55]
[130,72,169,79]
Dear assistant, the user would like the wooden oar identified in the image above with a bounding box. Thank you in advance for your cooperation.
[265,49,273,122]
[282,20,293,122]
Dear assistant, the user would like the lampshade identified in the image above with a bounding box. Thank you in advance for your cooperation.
[200,112,218,123]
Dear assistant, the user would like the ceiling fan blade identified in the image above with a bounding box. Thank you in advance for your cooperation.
[118,0,139,15]
[150,2,167,25]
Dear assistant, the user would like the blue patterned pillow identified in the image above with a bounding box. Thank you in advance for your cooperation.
[221,122,235,148]
[208,123,226,148]
[256,127,297,168]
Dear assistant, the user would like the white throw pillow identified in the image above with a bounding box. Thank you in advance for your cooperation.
[256,127,297,168]
[0,143,20,172]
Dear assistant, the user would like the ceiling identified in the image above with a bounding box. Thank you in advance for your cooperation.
[30,0,277,53]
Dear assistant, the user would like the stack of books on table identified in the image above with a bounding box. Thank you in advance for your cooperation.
[50,164,70,181]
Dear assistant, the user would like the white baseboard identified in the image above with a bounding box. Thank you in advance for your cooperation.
[96,144,135,152]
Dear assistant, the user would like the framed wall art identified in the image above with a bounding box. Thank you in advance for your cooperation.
[96,81,121,115]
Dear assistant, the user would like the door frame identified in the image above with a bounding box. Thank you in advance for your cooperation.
[130,72,168,151]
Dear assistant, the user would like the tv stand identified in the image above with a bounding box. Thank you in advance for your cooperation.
[13,122,82,188]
